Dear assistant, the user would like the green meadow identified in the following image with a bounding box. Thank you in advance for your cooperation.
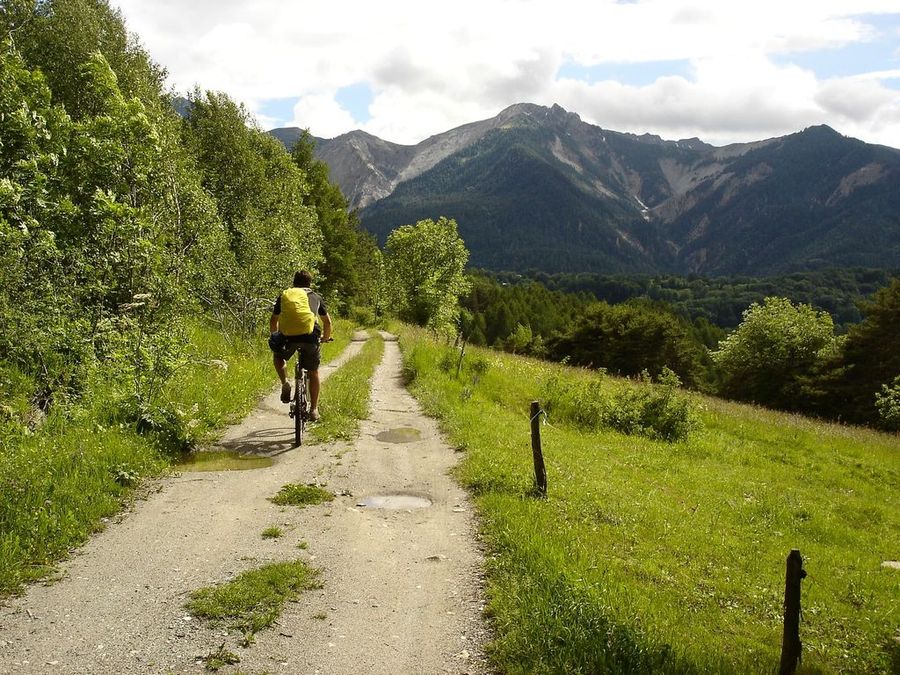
[399,327,900,674]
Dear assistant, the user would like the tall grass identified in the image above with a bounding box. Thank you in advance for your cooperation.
[0,319,354,597]
[398,326,900,673]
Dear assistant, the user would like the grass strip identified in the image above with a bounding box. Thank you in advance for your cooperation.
[310,333,384,442]
[186,560,320,642]
[397,325,900,674]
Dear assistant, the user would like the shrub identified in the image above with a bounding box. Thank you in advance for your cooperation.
[875,376,900,431]
[542,367,700,442]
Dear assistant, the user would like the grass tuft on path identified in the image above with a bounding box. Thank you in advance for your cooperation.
[269,483,334,507]
[397,325,900,674]
[186,560,320,642]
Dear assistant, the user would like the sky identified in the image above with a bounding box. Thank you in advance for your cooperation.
[113,0,900,149]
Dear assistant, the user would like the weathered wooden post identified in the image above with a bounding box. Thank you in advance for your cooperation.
[779,549,806,674]
[530,401,547,497]
[455,335,467,379]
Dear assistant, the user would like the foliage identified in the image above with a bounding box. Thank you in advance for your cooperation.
[514,268,894,331]
[6,0,166,113]
[460,272,590,350]
[713,297,835,409]
[290,129,381,313]
[397,325,900,673]
[541,366,701,442]
[547,299,709,388]
[817,278,900,426]
[875,376,900,431]
[183,90,322,332]
[384,216,470,333]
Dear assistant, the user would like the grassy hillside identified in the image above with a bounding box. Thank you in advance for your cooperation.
[398,327,899,673]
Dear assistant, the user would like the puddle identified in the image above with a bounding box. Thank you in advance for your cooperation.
[375,427,421,443]
[175,450,274,472]
[356,493,432,509]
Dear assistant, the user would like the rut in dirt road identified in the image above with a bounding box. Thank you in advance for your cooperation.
[0,333,489,674]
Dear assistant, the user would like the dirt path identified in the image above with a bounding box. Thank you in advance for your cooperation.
[0,333,488,674]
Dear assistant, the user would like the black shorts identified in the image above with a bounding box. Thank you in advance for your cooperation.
[268,332,321,371]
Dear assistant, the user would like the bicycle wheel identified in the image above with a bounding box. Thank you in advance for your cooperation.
[294,363,304,447]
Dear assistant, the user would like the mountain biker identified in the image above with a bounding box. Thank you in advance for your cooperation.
[268,270,333,421]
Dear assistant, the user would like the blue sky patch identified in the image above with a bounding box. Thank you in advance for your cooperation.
[774,13,900,85]
[336,82,374,123]
[556,59,694,86]
[257,97,298,127]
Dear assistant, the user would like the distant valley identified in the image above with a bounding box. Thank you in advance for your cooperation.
[270,103,900,276]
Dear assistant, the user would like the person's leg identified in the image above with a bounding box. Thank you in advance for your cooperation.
[309,369,320,412]
[274,353,287,384]
[274,353,292,403]
[299,342,322,420]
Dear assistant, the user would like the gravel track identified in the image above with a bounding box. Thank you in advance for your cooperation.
[0,333,488,674]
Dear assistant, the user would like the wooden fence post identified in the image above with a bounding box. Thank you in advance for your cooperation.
[530,401,547,497]
[779,549,806,675]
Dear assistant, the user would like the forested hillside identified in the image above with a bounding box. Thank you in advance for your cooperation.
[273,103,900,276]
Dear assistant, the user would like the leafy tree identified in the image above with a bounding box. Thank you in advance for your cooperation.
[818,278,900,425]
[384,217,470,333]
[183,91,322,331]
[289,129,379,312]
[0,41,72,395]
[713,296,835,408]
[875,376,900,431]
[547,300,707,388]
[8,0,166,113]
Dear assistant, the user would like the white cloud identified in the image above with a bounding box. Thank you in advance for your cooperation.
[113,0,900,148]
[286,95,357,138]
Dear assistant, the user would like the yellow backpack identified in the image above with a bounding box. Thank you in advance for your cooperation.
[279,288,316,335]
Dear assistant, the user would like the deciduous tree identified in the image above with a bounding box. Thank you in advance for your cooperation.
[384,217,470,333]
[713,296,835,408]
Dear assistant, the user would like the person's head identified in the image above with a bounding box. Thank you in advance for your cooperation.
[293,270,313,288]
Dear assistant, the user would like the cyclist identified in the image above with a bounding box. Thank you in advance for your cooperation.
[268,270,332,421]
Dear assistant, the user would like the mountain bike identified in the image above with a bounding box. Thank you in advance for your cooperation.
[289,337,332,447]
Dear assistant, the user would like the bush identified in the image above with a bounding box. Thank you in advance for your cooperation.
[542,366,700,442]
[348,305,377,327]
[875,376,900,432]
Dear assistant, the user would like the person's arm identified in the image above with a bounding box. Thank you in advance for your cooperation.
[321,312,333,341]
[270,294,281,334]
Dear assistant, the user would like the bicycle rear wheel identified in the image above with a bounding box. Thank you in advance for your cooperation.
[294,365,305,447]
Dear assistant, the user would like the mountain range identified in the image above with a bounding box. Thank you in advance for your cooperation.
[269,103,900,276]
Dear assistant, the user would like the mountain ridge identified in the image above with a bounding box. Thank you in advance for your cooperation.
[269,103,900,276]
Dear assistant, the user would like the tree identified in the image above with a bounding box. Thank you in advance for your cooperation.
[9,0,166,114]
[817,278,900,426]
[547,300,707,388]
[183,91,322,331]
[712,296,835,408]
[289,129,379,312]
[384,217,470,333]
